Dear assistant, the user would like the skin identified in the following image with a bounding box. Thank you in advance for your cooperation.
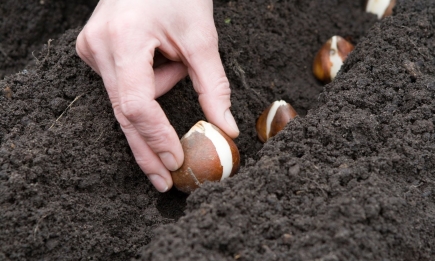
[76,0,239,192]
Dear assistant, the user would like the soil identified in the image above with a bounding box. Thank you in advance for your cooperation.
[0,0,98,79]
[1,0,435,260]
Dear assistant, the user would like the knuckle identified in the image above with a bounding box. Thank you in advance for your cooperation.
[119,98,144,123]
[75,34,86,56]
[75,46,86,61]
[117,97,174,151]
[80,25,104,56]
[112,104,134,130]
[135,157,155,172]
[197,75,231,98]
[82,24,101,43]
[214,77,231,96]
[107,20,124,40]
[144,125,172,148]
[185,27,219,58]
[75,39,92,63]
[107,15,138,39]
[198,77,232,109]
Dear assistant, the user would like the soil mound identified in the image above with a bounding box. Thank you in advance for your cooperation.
[1,0,434,260]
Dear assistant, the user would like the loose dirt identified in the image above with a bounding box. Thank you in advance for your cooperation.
[1,0,434,260]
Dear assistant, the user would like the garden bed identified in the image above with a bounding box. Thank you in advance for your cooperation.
[1,0,434,260]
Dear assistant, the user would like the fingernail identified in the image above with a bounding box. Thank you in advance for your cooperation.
[148,174,169,192]
[224,109,240,135]
[158,152,179,171]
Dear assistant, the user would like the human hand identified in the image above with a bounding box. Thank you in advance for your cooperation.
[76,0,239,192]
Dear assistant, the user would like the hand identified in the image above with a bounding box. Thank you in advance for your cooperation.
[76,0,239,192]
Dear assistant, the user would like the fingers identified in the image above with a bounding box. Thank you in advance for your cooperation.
[182,29,239,138]
[77,21,188,193]
[112,40,184,173]
[115,113,173,192]
[74,0,231,194]
[77,27,187,98]
[154,61,188,98]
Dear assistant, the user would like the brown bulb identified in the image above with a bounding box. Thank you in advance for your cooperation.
[312,36,354,84]
[256,100,298,143]
[170,121,240,194]
[365,0,396,19]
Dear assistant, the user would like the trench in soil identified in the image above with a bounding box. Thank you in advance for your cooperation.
[1,0,435,260]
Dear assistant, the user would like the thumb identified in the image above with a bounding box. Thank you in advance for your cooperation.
[184,34,239,138]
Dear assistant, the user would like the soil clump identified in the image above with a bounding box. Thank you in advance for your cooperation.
[1,0,434,260]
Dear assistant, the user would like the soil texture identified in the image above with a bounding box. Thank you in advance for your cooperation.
[0,0,97,79]
[1,0,435,260]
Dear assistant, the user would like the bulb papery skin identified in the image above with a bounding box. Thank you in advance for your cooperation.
[365,0,396,19]
[312,36,354,83]
[256,100,298,142]
[329,36,344,81]
[171,121,240,194]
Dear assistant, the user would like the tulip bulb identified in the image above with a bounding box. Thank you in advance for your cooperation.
[171,121,240,193]
[312,36,354,84]
[256,100,298,143]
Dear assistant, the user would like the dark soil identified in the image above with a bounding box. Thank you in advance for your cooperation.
[1,0,435,260]
[0,0,98,79]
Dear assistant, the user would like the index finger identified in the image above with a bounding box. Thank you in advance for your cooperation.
[181,29,239,139]
[111,34,184,172]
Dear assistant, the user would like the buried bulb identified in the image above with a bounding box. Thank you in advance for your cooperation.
[312,36,354,84]
[170,120,240,194]
[256,100,298,143]
[365,0,396,19]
